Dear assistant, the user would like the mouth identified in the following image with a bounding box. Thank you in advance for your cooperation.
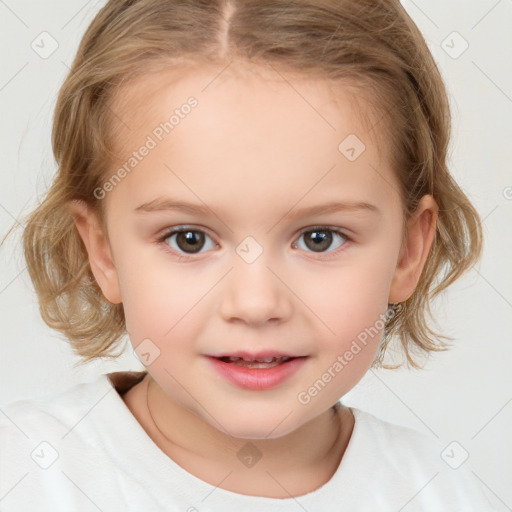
[205,352,308,390]
[207,351,306,368]
[215,355,296,369]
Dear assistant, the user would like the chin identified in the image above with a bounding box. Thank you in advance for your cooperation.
[208,409,304,441]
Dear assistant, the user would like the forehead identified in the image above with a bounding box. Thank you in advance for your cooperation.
[109,62,385,157]
[103,63,398,220]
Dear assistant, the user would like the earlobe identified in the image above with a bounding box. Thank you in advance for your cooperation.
[388,195,438,304]
[68,199,122,305]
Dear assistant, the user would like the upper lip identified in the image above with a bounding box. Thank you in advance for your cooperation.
[207,351,305,360]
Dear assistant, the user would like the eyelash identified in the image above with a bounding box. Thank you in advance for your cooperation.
[156,225,352,261]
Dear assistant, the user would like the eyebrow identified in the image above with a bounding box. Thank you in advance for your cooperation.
[134,197,380,218]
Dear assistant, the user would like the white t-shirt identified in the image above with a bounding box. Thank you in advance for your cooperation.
[0,371,502,511]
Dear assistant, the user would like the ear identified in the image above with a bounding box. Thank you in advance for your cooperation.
[68,199,122,305]
[388,194,438,304]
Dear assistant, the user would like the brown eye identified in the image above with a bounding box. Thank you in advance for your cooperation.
[295,228,348,254]
[304,230,332,252]
[161,228,215,255]
[175,230,205,253]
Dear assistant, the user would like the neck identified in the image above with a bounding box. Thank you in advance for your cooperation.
[136,374,354,498]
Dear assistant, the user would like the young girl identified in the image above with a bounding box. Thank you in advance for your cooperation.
[0,0,502,510]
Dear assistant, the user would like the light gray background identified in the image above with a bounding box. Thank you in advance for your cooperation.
[1,0,511,507]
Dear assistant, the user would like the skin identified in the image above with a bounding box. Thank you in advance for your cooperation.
[70,63,438,498]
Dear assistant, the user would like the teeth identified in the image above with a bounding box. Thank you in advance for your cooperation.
[226,356,289,363]
[221,356,292,367]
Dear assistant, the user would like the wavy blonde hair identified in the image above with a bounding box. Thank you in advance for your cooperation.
[2,0,482,369]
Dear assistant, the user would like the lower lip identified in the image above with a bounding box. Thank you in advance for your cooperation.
[206,356,308,391]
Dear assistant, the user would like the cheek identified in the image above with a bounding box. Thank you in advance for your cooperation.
[301,257,396,392]
[306,259,394,336]
[117,254,211,350]
[303,275,390,403]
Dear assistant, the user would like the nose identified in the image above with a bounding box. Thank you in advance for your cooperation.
[218,251,293,327]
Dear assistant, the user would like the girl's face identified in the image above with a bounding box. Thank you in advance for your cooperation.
[79,65,435,439]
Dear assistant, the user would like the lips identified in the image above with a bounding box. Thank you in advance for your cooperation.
[207,351,303,369]
[206,353,308,390]
[219,356,292,368]
[208,351,302,361]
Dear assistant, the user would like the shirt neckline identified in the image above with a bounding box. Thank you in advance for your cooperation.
[100,370,362,507]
